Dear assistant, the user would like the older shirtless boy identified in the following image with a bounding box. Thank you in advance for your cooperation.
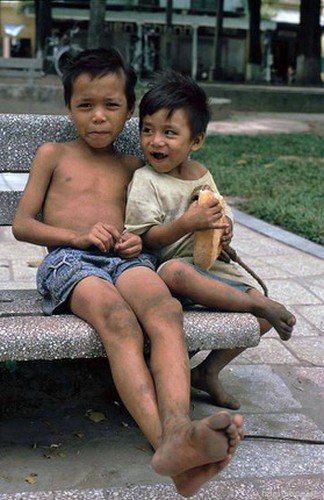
[12,48,243,497]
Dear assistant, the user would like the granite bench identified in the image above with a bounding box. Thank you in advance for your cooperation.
[0,113,261,362]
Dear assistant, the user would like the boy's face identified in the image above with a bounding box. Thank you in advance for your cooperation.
[140,108,203,175]
[68,71,133,150]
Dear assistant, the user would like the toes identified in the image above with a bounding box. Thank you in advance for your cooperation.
[288,315,297,327]
[208,411,231,430]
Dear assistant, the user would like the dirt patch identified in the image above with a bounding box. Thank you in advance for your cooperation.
[307,120,324,137]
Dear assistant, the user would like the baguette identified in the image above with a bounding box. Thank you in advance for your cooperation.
[193,190,226,270]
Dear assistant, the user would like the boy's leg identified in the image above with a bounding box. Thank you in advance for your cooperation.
[69,275,163,448]
[115,267,243,477]
[160,260,295,409]
[70,273,243,495]
[191,289,295,409]
[159,259,295,340]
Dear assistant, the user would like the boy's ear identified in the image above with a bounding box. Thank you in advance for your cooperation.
[191,132,205,151]
[126,105,135,120]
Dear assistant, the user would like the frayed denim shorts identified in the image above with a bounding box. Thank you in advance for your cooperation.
[36,246,156,315]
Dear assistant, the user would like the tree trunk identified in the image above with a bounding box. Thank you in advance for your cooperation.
[209,0,224,81]
[295,0,322,85]
[246,0,262,82]
[87,0,106,49]
[35,0,52,57]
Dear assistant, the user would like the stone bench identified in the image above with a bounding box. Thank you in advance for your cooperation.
[0,113,260,362]
[0,57,44,83]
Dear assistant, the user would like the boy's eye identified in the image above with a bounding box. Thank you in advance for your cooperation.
[106,101,120,108]
[78,102,92,109]
[165,129,176,136]
[142,126,152,134]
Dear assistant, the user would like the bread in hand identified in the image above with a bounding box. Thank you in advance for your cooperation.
[193,190,226,270]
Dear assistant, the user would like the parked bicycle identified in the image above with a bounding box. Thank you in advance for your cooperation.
[44,26,83,77]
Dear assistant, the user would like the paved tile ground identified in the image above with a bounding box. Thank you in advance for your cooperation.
[0,94,323,498]
[1,210,323,499]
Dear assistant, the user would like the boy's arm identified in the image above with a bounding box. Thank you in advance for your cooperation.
[142,198,229,250]
[12,143,76,247]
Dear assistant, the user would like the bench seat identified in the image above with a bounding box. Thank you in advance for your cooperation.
[0,113,261,363]
[0,290,260,362]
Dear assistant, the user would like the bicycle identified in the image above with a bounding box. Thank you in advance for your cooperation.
[44,26,83,77]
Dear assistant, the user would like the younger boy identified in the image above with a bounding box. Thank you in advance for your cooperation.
[125,71,296,410]
[12,49,243,497]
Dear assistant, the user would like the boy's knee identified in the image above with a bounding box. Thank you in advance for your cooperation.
[100,299,138,335]
[145,294,183,325]
[159,260,190,291]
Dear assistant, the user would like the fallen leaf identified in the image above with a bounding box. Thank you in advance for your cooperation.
[135,446,150,454]
[24,473,38,484]
[27,260,42,268]
[85,410,106,423]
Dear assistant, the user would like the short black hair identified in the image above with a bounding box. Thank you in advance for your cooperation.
[139,70,210,139]
[62,47,137,110]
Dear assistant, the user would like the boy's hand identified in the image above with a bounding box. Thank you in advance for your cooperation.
[114,231,142,258]
[182,199,229,233]
[73,222,120,252]
[221,216,233,248]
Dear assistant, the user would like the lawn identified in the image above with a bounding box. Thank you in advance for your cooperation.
[193,133,324,246]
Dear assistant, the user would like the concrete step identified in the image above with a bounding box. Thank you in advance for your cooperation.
[209,97,232,120]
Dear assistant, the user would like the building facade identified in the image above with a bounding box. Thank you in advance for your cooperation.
[0,0,323,83]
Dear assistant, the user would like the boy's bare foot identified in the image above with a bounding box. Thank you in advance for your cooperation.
[172,414,244,497]
[191,367,241,409]
[254,298,296,341]
[173,457,231,497]
[152,411,242,477]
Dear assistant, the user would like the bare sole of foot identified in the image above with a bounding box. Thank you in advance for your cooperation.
[173,456,231,497]
[152,411,241,477]
[172,414,244,497]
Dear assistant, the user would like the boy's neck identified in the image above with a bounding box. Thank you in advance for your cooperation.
[77,138,117,156]
[166,160,207,181]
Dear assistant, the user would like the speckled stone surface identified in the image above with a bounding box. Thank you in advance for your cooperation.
[1,477,324,499]
[0,289,260,361]
[0,114,143,173]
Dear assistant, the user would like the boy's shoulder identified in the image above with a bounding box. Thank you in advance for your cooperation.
[133,164,157,179]
[36,140,73,157]
[117,152,144,173]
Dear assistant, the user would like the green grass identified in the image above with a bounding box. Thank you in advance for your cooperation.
[192,134,324,246]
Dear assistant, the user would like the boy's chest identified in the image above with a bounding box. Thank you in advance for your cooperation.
[53,159,131,198]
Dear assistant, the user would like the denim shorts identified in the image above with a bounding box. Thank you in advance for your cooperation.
[193,264,252,293]
[37,247,156,315]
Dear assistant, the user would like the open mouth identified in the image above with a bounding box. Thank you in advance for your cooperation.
[152,152,167,160]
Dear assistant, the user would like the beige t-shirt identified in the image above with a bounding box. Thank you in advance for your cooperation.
[126,164,253,285]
